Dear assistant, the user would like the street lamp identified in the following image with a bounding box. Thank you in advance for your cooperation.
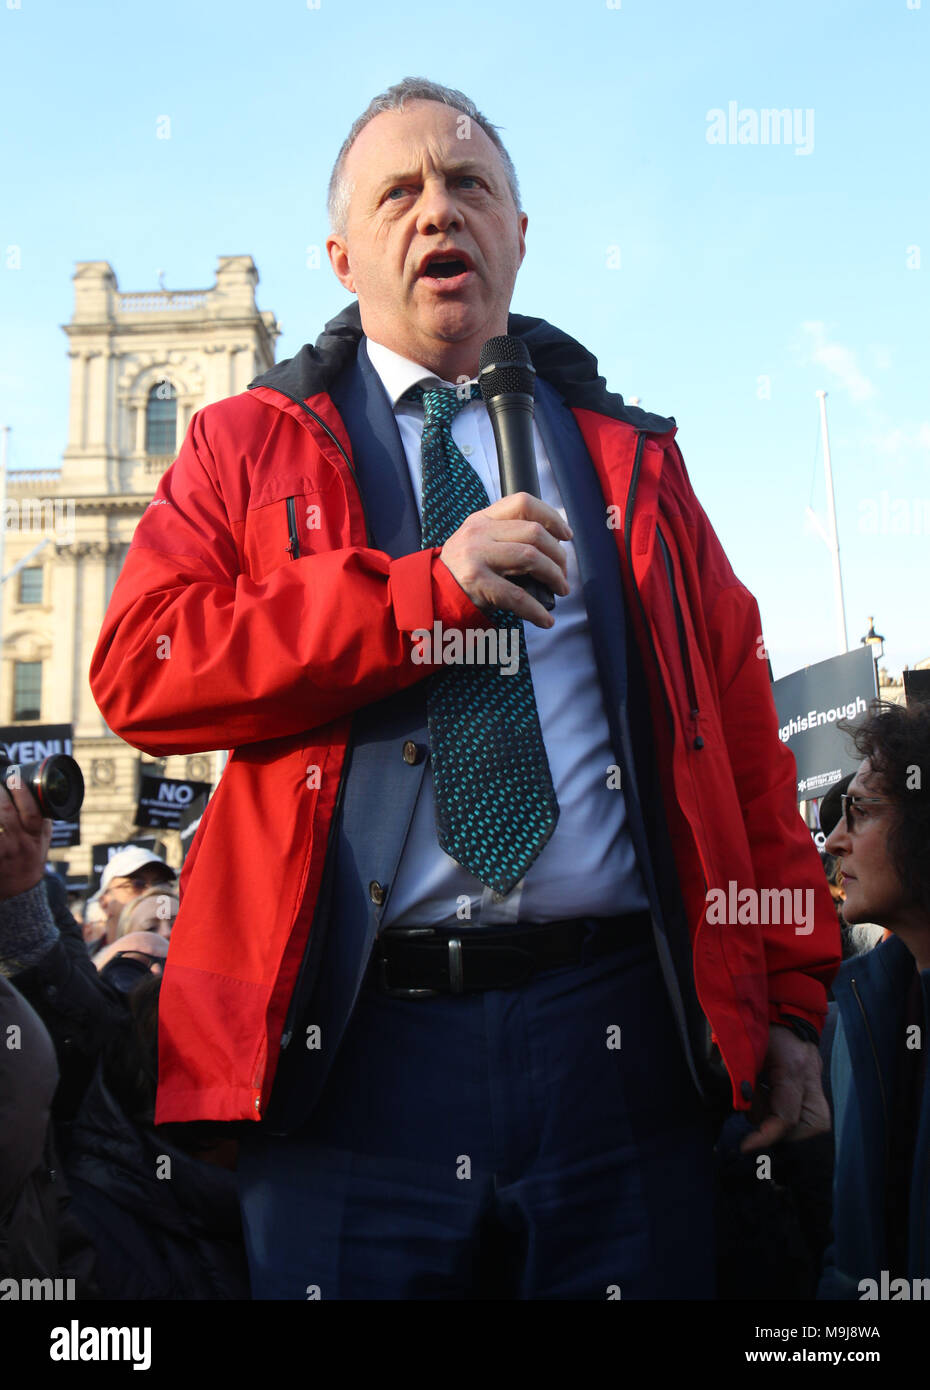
[861,616,885,690]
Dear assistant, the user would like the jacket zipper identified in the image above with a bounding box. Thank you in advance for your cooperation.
[286,496,300,559]
[656,524,703,750]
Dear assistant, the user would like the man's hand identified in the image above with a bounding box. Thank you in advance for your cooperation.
[0,776,52,902]
[739,1023,831,1153]
[439,493,572,629]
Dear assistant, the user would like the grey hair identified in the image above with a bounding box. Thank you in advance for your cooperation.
[327,77,522,235]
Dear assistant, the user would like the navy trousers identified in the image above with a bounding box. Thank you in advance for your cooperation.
[237,930,717,1299]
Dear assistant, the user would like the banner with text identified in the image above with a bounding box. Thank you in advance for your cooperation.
[135,775,213,831]
[0,722,80,846]
[773,647,877,803]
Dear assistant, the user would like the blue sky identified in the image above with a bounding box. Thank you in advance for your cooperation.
[1,0,927,680]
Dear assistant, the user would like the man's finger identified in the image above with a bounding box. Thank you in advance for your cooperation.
[485,492,573,541]
[0,775,48,835]
[739,1113,791,1154]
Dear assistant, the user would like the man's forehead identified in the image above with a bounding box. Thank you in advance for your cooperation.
[346,99,502,183]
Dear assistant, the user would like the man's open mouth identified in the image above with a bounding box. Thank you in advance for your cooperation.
[420,257,470,280]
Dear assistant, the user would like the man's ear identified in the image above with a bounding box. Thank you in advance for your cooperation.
[517,212,528,268]
[326,234,357,294]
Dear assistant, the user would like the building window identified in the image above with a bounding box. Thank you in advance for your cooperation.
[18,567,43,605]
[145,381,177,455]
[13,662,41,721]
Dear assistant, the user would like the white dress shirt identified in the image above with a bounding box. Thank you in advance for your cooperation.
[366,337,649,928]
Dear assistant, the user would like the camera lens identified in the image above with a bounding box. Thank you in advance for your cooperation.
[43,765,69,810]
[33,756,85,820]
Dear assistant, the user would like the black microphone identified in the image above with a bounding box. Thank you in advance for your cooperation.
[477,335,556,613]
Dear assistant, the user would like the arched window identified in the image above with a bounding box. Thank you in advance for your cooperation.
[145,381,177,455]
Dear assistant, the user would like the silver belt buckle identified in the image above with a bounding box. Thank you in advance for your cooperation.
[378,928,466,997]
[447,937,464,994]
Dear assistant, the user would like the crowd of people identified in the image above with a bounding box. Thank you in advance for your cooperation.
[0,697,927,1299]
[0,817,247,1298]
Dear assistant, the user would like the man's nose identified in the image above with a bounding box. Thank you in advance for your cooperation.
[416,178,463,234]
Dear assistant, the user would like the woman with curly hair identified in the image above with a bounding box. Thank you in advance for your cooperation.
[818,698,930,1298]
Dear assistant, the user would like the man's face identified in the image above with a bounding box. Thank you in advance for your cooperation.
[327,100,527,378]
[101,867,173,937]
[824,759,909,927]
[101,875,143,931]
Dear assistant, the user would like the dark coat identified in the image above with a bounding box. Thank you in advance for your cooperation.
[65,1061,250,1300]
[11,875,127,1148]
[0,975,60,1278]
[819,933,930,1298]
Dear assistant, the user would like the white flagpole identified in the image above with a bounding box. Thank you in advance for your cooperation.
[816,390,849,653]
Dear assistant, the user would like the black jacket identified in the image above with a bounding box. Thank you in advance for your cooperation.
[65,1062,250,1300]
[10,876,127,1148]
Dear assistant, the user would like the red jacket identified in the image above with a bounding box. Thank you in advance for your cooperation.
[89,308,840,1125]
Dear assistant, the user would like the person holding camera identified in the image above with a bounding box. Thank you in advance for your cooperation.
[0,770,126,1147]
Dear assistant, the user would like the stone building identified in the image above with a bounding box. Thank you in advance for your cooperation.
[1,257,279,887]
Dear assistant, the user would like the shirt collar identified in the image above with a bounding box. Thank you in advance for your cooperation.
[365,337,477,409]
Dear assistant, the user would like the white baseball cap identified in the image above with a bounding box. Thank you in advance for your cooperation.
[97,846,176,897]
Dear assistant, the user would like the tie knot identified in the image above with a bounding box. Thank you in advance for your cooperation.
[404,381,481,425]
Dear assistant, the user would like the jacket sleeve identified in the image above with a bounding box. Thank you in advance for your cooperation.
[90,406,495,755]
[676,445,841,1033]
[1,880,128,1130]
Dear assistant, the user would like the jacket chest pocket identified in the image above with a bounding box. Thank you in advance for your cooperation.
[243,491,328,580]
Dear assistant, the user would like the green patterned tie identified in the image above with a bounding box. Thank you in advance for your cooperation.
[405,381,559,895]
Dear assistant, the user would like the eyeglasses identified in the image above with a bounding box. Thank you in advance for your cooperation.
[840,793,891,832]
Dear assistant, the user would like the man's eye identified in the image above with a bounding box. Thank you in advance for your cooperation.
[385,187,409,201]
[458,176,481,189]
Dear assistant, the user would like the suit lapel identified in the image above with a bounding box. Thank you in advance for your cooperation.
[328,337,422,559]
[535,378,629,708]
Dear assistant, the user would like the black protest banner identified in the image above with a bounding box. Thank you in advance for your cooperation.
[0,722,80,845]
[773,647,877,803]
[135,775,212,831]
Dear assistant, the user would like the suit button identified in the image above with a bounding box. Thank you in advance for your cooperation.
[369,880,386,906]
[402,741,420,765]
[741,1080,753,1102]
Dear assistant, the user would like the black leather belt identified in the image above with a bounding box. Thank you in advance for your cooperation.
[373,912,653,997]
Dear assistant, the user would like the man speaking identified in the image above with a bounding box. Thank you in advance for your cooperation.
[90,78,840,1299]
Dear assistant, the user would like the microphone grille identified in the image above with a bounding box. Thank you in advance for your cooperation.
[478,335,536,400]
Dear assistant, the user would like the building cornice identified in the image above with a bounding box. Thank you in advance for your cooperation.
[54,540,127,560]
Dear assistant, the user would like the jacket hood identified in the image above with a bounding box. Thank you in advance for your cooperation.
[249,300,676,436]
